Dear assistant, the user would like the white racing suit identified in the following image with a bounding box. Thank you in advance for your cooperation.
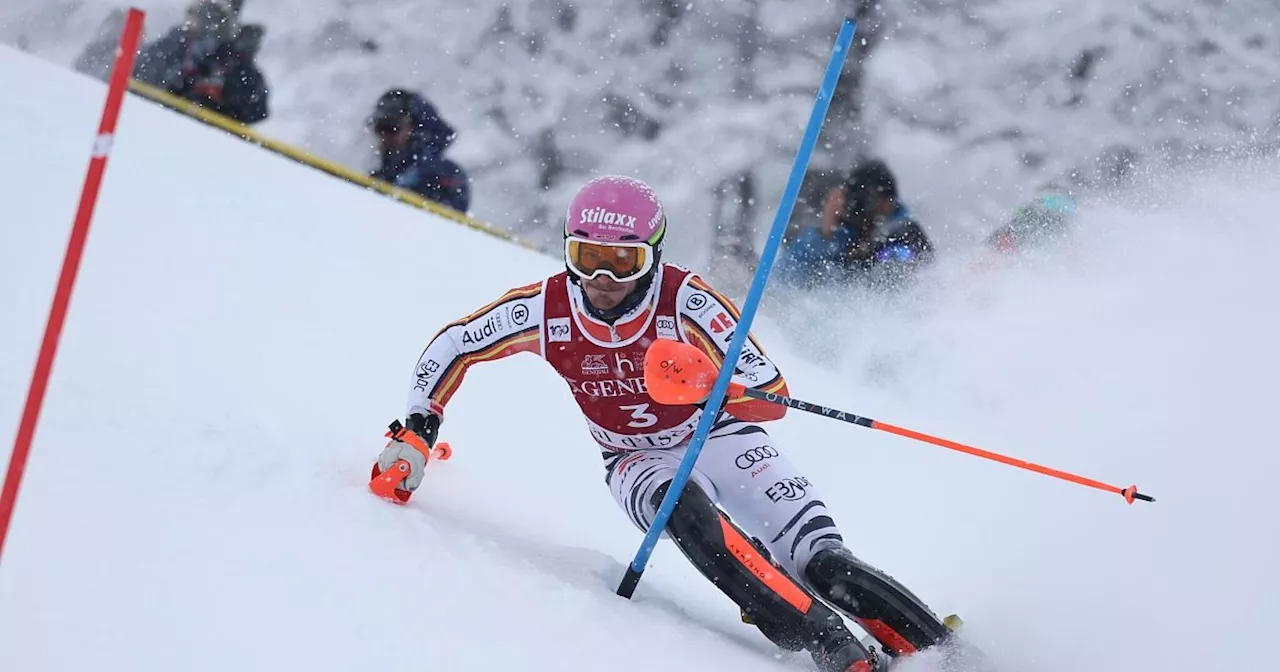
[606,414,841,579]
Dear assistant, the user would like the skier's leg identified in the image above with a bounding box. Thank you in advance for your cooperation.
[605,447,876,672]
[692,417,845,578]
[696,419,951,659]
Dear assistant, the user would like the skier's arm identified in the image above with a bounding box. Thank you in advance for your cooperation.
[406,281,543,422]
[373,282,543,502]
[677,275,788,422]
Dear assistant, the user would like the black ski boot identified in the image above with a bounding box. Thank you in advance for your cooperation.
[746,599,880,671]
[804,546,951,660]
[810,619,881,672]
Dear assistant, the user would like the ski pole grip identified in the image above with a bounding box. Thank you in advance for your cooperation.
[388,419,443,462]
[392,424,432,456]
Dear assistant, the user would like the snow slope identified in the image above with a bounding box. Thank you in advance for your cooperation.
[2,45,1278,672]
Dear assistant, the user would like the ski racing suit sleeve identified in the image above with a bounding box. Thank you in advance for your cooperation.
[677,274,788,422]
[406,281,544,419]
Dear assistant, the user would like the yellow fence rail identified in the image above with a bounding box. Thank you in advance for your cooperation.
[126,79,540,252]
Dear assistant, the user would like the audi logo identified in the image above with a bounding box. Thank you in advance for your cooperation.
[735,446,779,469]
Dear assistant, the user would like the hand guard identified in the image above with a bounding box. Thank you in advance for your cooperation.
[375,435,429,494]
[370,413,441,502]
[643,339,721,405]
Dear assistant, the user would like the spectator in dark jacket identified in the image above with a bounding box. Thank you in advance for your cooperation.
[777,159,933,289]
[132,0,269,124]
[368,89,471,214]
[841,160,934,285]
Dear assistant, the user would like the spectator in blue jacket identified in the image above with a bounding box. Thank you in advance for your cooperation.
[776,159,933,290]
[132,0,269,125]
[368,89,471,214]
[775,181,858,288]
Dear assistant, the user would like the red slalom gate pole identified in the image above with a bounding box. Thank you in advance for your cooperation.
[0,8,146,565]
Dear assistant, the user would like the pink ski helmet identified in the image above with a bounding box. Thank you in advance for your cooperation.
[564,175,667,284]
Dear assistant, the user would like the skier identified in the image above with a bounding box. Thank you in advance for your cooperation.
[371,176,955,671]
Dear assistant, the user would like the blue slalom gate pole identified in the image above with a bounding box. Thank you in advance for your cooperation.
[617,18,857,599]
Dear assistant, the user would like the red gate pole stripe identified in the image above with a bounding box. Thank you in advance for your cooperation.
[0,8,146,565]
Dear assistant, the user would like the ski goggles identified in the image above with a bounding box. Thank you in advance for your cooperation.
[565,238,654,283]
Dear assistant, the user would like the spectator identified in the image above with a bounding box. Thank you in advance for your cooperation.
[132,0,269,125]
[784,167,845,243]
[776,159,933,289]
[987,183,1078,254]
[841,159,934,278]
[368,89,471,213]
[74,9,131,82]
[775,181,859,288]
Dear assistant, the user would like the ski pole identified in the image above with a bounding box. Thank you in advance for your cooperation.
[644,339,1155,505]
[369,420,452,503]
[731,385,1154,504]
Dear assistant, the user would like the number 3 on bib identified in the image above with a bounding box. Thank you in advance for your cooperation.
[621,403,658,428]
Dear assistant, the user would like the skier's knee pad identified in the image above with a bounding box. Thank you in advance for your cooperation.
[804,547,951,656]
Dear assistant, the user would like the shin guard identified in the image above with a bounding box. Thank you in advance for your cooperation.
[655,482,871,669]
